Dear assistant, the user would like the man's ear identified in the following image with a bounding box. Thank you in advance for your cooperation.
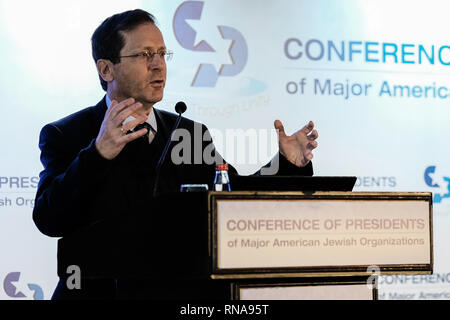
[96,59,114,83]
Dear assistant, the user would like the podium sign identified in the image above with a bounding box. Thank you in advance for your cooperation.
[209,192,433,279]
[233,280,377,300]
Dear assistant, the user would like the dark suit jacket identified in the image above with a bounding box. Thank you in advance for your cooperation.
[33,97,313,299]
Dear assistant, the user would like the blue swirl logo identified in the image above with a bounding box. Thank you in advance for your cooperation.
[173,1,248,88]
[3,272,44,300]
[424,166,450,203]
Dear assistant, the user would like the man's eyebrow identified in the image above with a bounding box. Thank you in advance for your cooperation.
[142,46,167,51]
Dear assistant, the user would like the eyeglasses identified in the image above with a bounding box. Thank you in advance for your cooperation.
[118,50,173,62]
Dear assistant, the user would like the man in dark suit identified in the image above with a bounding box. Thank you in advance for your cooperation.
[33,9,318,300]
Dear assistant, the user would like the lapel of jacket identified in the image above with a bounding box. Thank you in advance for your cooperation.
[152,108,183,191]
[153,108,171,143]
[92,96,108,129]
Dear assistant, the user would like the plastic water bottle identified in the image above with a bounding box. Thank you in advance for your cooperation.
[214,164,231,191]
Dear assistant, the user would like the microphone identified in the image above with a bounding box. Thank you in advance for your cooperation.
[153,101,187,197]
[175,101,187,114]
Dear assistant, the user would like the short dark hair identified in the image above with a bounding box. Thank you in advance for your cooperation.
[91,9,156,91]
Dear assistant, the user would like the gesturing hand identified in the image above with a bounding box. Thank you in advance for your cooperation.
[274,120,318,167]
[95,98,149,160]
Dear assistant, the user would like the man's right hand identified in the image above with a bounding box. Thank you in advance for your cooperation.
[95,98,149,160]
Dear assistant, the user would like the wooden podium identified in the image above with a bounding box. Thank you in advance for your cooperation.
[207,191,433,300]
[56,190,432,300]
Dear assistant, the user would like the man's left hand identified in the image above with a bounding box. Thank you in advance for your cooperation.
[275,120,318,167]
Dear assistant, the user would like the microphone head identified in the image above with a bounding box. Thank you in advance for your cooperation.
[175,101,187,114]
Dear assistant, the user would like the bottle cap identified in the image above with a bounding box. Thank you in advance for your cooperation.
[216,163,228,171]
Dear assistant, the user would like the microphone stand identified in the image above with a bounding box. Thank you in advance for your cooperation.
[152,102,186,197]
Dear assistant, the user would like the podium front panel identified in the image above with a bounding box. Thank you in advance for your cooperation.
[209,192,433,279]
[232,278,377,300]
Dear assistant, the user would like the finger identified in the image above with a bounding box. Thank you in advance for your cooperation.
[115,102,144,125]
[274,120,287,138]
[109,97,136,118]
[105,99,119,117]
[119,127,148,144]
[300,120,314,134]
[121,115,148,132]
[300,152,314,166]
[307,140,318,150]
[308,129,318,141]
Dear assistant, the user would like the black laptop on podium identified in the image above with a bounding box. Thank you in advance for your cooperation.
[231,175,357,192]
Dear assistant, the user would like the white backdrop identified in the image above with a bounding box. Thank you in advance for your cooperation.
[1,0,449,300]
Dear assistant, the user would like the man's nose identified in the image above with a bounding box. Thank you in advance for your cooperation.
[149,54,165,69]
